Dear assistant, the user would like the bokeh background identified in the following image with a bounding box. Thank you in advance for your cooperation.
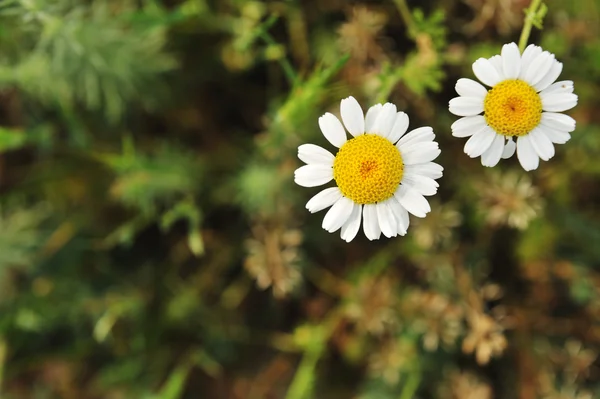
[0,0,599,398]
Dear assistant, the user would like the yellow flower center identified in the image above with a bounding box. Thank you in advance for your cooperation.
[484,79,542,137]
[333,134,403,204]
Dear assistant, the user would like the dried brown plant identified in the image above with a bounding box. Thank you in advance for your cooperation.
[477,170,543,230]
[245,223,303,298]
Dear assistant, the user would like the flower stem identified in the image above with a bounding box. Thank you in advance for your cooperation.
[393,0,416,38]
[398,368,421,399]
[517,0,547,53]
[258,15,299,87]
[0,337,5,392]
[259,30,299,86]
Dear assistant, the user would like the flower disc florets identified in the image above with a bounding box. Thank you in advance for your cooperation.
[333,134,403,204]
[484,79,542,137]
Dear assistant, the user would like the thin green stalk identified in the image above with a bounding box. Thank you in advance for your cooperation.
[259,30,299,86]
[398,369,421,399]
[0,337,6,393]
[518,0,546,52]
[284,345,324,399]
[284,319,339,399]
[393,0,416,38]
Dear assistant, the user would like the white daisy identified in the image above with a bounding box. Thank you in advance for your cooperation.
[449,42,578,171]
[294,96,443,242]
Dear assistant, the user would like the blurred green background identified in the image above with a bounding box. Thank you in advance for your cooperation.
[0,0,599,398]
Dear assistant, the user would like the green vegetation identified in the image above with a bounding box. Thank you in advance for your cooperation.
[0,0,599,397]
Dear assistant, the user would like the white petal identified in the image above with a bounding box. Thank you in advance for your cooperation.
[541,112,576,132]
[489,55,505,80]
[521,44,542,62]
[448,97,483,116]
[340,204,362,242]
[388,197,409,235]
[394,185,430,218]
[523,52,555,86]
[401,173,439,196]
[388,112,410,143]
[538,125,571,144]
[455,78,488,99]
[371,103,397,138]
[364,104,383,133]
[298,144,335,165]
[397,127,435,148]
[480,133,505,167]
[376,202,397,238]
[472,58,502,86]
[516,135,540,171]
[322,196,354,233]
[400,142,441,165]
[340,96,365,137]
[541,80,574,95]
[449,97,484,116]
[541,93,578,112]
[501,139,516,159]
[306,187,343,213]
[464,126,496,158]
[519,44,543,79]
[362,204,381,241]
[533,61,562,92]
[318,113,347,148]
[501,42,521,79]
[451,115,487,138]
[404,162,444,179]
[529,127,555,161]
[294,164,333,187]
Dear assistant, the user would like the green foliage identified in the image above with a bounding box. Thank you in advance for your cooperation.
[0,0,598,398]
[375,7,446,100]
[412,8,447,48]
[0,204,49,273]
[0,126,52,153]
[237,163,283,215]
[101,145,202,214]
[0,0,176,122]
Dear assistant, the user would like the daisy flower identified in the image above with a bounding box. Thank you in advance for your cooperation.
[294,97,443,242]
[449,42,577,171]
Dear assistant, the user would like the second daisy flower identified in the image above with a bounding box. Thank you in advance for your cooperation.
[449,42,577,171]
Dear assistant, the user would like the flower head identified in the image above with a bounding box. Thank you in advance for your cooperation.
[440,371,492,399]
[245,225,303,298]
[368,337,417,385]
[294,97,442,242]
[462,309,508,365]
[412,200,462,249]
[449,42,577,171]
[476,170,543,229]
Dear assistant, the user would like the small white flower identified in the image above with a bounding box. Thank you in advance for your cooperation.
[449,42,577,171]
[294,96,443,242]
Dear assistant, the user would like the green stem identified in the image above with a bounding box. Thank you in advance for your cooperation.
[284,345,323,399]
[259,30,299,86]
[518,0,544,53]
[393,0,416,38]
[398,369,421,399]
[0,337,6,393]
